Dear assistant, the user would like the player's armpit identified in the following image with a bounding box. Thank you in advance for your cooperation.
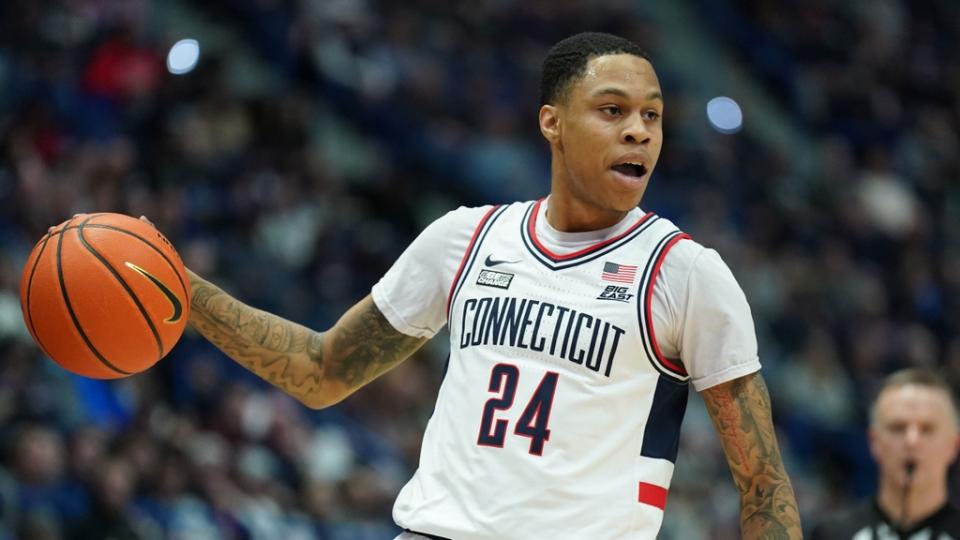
[187,270,426,409]
[700,372,802,540]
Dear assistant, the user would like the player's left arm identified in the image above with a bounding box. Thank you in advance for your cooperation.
[701,371,802,539]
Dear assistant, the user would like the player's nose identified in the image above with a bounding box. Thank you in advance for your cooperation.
[621,113,651,145]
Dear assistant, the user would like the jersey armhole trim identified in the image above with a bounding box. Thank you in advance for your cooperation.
[445,205,505,319]
[638,232,691,379]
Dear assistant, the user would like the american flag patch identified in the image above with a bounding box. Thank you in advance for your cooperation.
[602,262,637,283]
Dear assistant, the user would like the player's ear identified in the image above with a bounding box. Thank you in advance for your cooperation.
[539,104,561,144]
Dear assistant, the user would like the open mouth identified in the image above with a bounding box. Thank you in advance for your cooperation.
[611,163,648,178]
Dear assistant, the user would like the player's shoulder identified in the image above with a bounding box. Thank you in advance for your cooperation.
[433,200,530,229]
[649,214,705,274]
[434,204,493,226]
[645,215,746,294]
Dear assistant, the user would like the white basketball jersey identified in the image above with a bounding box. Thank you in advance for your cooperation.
[390,200,693,539]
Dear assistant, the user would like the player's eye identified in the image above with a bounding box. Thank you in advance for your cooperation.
[643,110,661,121]
[600,105,622,116]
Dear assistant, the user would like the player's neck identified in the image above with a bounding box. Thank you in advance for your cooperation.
[877,475,947,529]
[545,191,629,233]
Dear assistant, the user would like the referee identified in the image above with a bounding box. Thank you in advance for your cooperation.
[811,369,960,539]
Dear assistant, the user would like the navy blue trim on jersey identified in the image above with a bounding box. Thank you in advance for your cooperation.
[436,354,450,390]
[636,230,690,381]
[639,374,689,462]
[447,204,510,319]
[519,201,661,271]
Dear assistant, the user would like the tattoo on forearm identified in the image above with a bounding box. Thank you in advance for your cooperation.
[701,374,802,539]
[187,276,424,405]
[187,280,323,402]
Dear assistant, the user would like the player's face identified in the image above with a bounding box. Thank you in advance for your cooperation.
[869,384,960,490]
[541,54,663,217]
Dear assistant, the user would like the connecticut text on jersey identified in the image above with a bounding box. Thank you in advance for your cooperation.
[458,296,627,377]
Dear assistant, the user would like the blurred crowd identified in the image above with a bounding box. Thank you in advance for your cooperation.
[0,0,957,538]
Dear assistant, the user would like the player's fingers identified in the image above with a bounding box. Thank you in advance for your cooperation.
[49,214,82,233]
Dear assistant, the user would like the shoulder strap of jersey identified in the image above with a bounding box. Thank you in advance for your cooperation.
[446,205,509,319]
[636,228,691,381]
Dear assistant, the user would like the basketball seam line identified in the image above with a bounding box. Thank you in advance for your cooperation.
[55,218,132,375]
[77,216,165,360]
[43,222,189,302]
[24,232,57,361]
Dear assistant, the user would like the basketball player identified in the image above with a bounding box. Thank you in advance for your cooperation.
[176,32,801,538]
[811,369,960,539]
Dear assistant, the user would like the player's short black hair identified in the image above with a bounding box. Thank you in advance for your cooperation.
[539,32,650,106]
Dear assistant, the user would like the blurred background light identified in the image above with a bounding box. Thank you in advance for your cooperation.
[167,38,200,75]
[706,96,743,134]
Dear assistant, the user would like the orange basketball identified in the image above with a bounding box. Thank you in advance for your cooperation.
[18,213,191,379]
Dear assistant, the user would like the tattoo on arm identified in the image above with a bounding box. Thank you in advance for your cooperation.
[187,273,425,407]
[324,295,427,389]
[701,373,802,539]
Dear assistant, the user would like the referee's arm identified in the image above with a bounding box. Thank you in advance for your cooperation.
[185,269,427,409]
[701,372,803,539]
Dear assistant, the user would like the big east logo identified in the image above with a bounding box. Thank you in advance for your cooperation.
[597,285,634,303]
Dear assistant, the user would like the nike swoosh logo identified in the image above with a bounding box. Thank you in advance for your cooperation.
[125,262,184,324]
[484,255,520,267]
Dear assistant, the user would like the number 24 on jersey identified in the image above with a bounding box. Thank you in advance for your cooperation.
[477,363,559,456]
